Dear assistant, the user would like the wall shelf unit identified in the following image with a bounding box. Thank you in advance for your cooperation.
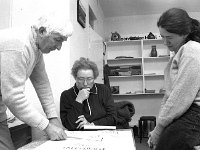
[104,39,170,97]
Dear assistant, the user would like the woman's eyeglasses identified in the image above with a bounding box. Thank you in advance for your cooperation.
[76,77,94,83]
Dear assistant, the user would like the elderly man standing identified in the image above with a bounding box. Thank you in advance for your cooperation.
[0,12,73,150]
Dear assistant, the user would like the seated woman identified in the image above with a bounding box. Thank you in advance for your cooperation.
[60,57,116,130]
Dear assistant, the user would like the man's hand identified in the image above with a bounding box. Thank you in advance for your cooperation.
[44,122,67,141]
[49,117,66,130]
[76,88,90,104]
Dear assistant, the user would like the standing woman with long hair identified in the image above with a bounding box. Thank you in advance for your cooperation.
[148,8,200,150]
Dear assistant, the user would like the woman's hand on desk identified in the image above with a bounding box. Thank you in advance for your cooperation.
[76,115,94,129]
[44,122,67,141]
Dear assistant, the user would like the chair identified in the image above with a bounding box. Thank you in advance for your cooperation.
[138,116,156,143]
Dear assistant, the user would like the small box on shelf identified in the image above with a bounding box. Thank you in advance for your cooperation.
[110,86,119,94]
[145,89,155,93]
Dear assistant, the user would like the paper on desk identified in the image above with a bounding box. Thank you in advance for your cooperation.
[83,125,116,130]
[34,139,104,150]
[34,130,136,150]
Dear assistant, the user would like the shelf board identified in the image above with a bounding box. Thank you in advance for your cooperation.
[144,74,164,77]
[105,40,141,46]
[105,39,163,45]
[108,74,164,78]
[107,56,170,63]
[109,75,143,78]
[143,39,163,43]
[112,93,164,96]
[107,57,142,62]
[143,56,170,60]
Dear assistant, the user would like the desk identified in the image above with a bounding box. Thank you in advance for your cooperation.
[18,129,136,150]
[17,140,47,150]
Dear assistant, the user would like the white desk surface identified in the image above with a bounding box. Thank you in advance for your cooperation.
[18,129,136,150]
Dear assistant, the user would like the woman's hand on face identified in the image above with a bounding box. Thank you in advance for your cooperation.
[76,115,90,129]
[76,88,90,103]
[148,133,155,149]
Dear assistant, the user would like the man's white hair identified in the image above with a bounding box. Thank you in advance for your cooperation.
[34,11,73,38]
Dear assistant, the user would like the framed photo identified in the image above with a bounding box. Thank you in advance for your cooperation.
[77,0,86,28]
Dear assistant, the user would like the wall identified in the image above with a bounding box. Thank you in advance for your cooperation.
[0,0,12,29]
[104,12,200,41]
[104,14,160,41]
[69,0,104,85]
[88,0,104,37]
[103,11,200,126]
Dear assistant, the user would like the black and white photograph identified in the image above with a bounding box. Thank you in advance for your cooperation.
[1,0,200,150]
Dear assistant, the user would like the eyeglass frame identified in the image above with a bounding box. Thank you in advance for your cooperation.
[76,77,94,83]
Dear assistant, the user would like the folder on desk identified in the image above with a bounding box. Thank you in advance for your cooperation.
[83,125,116,130]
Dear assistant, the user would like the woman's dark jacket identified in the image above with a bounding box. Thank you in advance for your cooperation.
[114,101,135,129]
[60,83,116,130]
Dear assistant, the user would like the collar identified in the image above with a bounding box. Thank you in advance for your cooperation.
[73,83,98,96]
[29,26,39,51]
[29,26,43,55]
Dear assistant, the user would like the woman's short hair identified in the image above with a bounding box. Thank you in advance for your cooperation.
[71,57,99,79]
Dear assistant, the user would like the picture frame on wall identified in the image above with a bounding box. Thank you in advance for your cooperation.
[77,0,86,28]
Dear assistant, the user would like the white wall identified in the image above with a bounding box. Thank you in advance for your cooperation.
[0,0,12,29]
[69,0,104,85]
[104,12,200,41]
[88,0,104,37]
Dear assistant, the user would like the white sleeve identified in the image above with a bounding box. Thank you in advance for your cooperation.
[30,54,58,119]
[1,51,49,130]
[158,55,200,127]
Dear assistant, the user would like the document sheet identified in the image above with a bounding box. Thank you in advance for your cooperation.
[34,130,136,150]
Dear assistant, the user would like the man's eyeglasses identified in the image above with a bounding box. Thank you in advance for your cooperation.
[76,77,94,83]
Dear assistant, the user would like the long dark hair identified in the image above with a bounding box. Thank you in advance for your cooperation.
[157,8,200,43]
